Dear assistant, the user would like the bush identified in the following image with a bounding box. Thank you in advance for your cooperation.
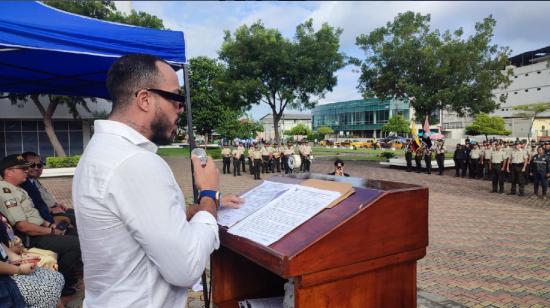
[380,152,396,160]
[46,155,80,168]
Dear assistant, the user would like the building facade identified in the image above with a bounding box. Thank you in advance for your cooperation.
[0,96,111,159]
[442,46,550,141]
[258,113,312,141]
[311,98,411,138]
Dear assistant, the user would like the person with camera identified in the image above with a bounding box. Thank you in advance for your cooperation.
[72,54,242,307]
[328,159,350,177]
[0,154,81,297]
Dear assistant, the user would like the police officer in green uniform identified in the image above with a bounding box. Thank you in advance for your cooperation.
[0,154,81,296]
[507,141,528,196]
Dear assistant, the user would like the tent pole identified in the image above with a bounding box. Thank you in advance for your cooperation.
[183,63,211,308]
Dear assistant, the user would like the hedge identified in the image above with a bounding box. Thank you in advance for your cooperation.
[46,156,80,168]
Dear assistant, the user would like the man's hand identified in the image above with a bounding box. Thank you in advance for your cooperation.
[191,155,219,191]
[221,195,245,209]
[18,263,36,275]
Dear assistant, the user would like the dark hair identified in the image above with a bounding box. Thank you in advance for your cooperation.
[21,151,39,160]
[106,54,170,112]
[334,159,344,167]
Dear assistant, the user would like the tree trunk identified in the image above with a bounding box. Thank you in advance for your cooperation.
[273,113,281,143]
[485,134,488,142]
[31,95,67,157]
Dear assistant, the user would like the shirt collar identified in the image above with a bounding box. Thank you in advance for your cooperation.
[94,120,158,153]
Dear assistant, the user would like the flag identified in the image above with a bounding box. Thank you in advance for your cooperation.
[423,115,431,137]
[410,120,420,150]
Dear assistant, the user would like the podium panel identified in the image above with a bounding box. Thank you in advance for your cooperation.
[212,175,429,308]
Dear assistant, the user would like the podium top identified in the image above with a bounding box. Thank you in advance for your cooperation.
[219,174,429,278]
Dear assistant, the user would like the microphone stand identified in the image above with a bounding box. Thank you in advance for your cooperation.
[183,64,210,308]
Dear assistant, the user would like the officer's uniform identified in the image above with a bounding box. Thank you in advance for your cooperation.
[509,146,528,195]
[232,147,242,176]
[481,145,492,180]
[423,146,433,174]
[298,143,305,172]
[272,144,282,173]
[405,142,414,172]
[248,146,255,175]
[489,148,506,193]
[503,144,513,182]
[283,145,295,174]
[301,143,312,173]
[260,145,271,174]
[0,179,81,292]
[531,152,549,197]
[266,144,275,172]
[469,147,482,178]
[221,146,232,174]
[435,142,446,175]
[415,146,424,173]
[237,144,246,173]
[252,147,263,180]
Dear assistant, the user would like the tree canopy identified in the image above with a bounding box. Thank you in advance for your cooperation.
[381,115,410,135]
[465,113,511,140]
[219,19,345,141]
[316,126,334,139]
[353,11,512,120]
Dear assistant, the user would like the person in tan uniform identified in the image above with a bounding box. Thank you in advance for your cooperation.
[415,144,424,173]
[272,142,282,173]
[232,146,242,176]
[469,143,482,179]
[266,142,275,173]
[489,143,506,193]
[247,143,256,175]
[221,144,232,174]
[301,141,312,173]
[252,143,263,180]
[507,141,528,196]
[237,143,246,173]
[0,154,81,296]
[260,143,271,174]
[283,142,295,174]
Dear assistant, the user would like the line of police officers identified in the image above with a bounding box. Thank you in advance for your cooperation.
[220,140,312,180]
[404,139,550,199]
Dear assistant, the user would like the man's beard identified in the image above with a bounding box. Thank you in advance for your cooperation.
[150,109,176,146]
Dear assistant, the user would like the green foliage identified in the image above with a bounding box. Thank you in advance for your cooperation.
[353,12,512,119]
[156,147,222,159]
[216,117,263,140]
[44,0,164,29]
[219,19,345,141]
[288,123,312,136]
[381,115,409,134]
[465,113,511,139]
[46,155,80,168]
[512,102,550,139]
[380,151,396,159]
[316,126,334,139]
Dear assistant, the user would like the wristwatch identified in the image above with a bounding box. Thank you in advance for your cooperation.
[198,190,221,209]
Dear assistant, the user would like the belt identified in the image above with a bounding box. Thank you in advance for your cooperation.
[511,163,523,166]
[491,162,502,164]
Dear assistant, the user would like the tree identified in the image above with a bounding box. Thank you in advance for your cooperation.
[288,123,312,136]
[219,19,345,142]
[216,115,263,141]
[316,126,334,139]
[3,1,165,156]
[45,0,164,29]
[465,113,511,141]
[381,115,409,135]
[513,102,550,140]
[186,57,234,144]
[353,12,512,121]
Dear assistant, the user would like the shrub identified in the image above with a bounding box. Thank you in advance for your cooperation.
[46,156,80,168]
[380,151,396,159]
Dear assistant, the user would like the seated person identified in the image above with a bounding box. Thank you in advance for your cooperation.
[0,154,81,296]
[328,159,350,177]
[21,152,76,228]
[1,220,64,308]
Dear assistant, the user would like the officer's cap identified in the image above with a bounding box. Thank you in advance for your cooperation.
[0,154,31,173]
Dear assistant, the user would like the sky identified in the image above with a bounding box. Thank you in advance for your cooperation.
[117,1,550,120]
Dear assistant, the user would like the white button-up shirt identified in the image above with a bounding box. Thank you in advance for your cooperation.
[73,120,219,308]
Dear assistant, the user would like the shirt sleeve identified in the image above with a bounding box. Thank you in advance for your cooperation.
[0,192,27,226]
[105,152,219,287]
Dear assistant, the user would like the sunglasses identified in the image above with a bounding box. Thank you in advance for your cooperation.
[135,88,185,109]
[29,163,43,168]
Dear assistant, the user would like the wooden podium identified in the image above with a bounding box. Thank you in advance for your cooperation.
[212,174,428,307]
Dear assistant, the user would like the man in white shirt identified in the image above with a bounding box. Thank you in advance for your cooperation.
[73,54,233,307]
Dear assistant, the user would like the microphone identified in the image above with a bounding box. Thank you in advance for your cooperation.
[191,147,208,166]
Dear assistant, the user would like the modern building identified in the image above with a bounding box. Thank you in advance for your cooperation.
[258,113,311,141]
[442,46,550,141]
[0,96,112,159]
[311,98,412,138]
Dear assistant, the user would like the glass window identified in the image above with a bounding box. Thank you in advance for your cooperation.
[38,132,54,158]
[376,110,389,123]
[53,121,68,131]
[21,121,37,131]
[0,132,5,159]
[5,120,21,132]
[55,131,70,156]
[365,111,373,124]
[5,132,22,154]
[69,131,83,156]
[68,121,82,130]
[22,132,39,154]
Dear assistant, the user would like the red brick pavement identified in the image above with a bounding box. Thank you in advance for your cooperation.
[42,158,550,307]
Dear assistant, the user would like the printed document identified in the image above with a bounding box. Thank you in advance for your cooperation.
[228,185,340,246]
[218,181,294,228]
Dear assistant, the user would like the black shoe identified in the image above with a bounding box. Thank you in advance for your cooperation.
[490,190,497,193]
[61,287,77,297]
[507,192,516,195]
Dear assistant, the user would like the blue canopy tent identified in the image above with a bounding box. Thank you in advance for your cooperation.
[0,1,186,98]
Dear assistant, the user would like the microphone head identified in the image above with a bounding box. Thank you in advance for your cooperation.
[191,148,208,166]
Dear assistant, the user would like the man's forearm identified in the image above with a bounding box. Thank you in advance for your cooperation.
[16,221,52,236]
[187,198,217,220]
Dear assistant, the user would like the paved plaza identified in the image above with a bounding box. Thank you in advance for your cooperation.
[42,157,549,307]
